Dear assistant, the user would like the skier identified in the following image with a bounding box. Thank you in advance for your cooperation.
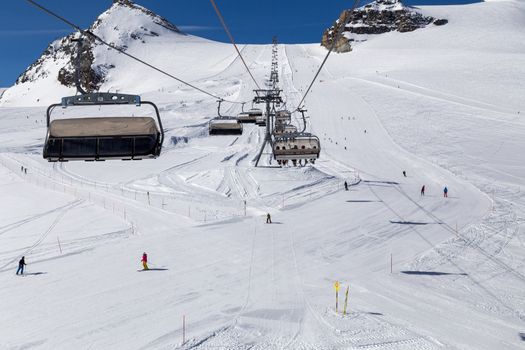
[443,186,448,198]
[344,181,348,191]
[420,185,425,196]
[266,213,272,224]
[16,256,26,275]
[141,252,149,270]
[402,170,406,177]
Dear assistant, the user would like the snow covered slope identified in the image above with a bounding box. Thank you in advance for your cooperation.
[0,0,524,349]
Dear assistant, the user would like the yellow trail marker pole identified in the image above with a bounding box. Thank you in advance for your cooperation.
[343,286,349,315]
[334,281,340,313]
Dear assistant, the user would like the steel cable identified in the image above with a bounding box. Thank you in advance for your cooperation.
[210,0,262,91]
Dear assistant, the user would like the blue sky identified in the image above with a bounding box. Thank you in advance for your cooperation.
[0,0,480,87]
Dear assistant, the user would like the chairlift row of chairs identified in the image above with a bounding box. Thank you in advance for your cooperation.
[43,93,321,167]
[207,98,321,167]
[208,99,264,135]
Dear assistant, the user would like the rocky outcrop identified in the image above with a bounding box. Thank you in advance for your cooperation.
[322,0,447,52]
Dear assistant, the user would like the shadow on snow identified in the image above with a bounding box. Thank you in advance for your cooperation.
[401,271,468,276]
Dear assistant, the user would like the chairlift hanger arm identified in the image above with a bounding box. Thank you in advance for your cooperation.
[298,108,307,133]
[142,100,165,148]
[217,99,223,117]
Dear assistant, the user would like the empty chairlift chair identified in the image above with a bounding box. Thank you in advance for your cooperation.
[255,112,267,126]
[209,118,243,135]
[209,100,243,135]
[43,93,164,162]
[273,132,321,166]
[237,108,262,124]
[237,111,253,123]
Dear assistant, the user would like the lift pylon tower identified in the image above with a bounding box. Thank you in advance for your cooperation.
[253,89,283,167]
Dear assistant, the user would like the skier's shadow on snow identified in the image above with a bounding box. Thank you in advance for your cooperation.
[390,220,432,225]
[401,271,468,276]
[25,272,47,276]
[268,222,283,225]
[140,268,169,272]
[363,180,399,185]
[519,332,525,341]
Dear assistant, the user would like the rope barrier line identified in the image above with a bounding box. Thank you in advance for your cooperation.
[24,0,247,105]
[210,0,261,91]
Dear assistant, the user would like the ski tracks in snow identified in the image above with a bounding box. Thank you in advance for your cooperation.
[0,199,82,272]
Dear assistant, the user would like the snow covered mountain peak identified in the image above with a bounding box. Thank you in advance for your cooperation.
[91,0,183,43]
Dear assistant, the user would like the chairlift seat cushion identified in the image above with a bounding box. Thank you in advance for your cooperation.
[49,117,159,137]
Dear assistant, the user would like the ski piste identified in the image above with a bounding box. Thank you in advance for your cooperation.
[0,0,524,349]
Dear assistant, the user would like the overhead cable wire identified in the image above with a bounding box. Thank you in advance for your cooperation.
[210,0,262,90]
[293,0,361,111]
[24,0,246,104]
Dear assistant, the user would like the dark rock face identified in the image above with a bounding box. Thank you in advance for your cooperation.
[321,0,447,52]
[13,0,182,93]
[433,19,448,26]
[56,36,103,92]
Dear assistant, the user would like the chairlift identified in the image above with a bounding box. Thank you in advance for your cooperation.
[255,112,267,126]
[273,123,297,136]
[209,100,243,135]
[273,132,321,166]
[237,105,261,124]
[44,93,164,162]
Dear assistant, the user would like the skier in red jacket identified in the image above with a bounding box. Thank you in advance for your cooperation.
[141,252,149,270]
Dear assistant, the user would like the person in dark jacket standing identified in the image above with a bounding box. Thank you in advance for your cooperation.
[443,186,448,198]
[266,213,272,224]
[16,256,26,275]
[344,181,348,191]
[420,185,425,196]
